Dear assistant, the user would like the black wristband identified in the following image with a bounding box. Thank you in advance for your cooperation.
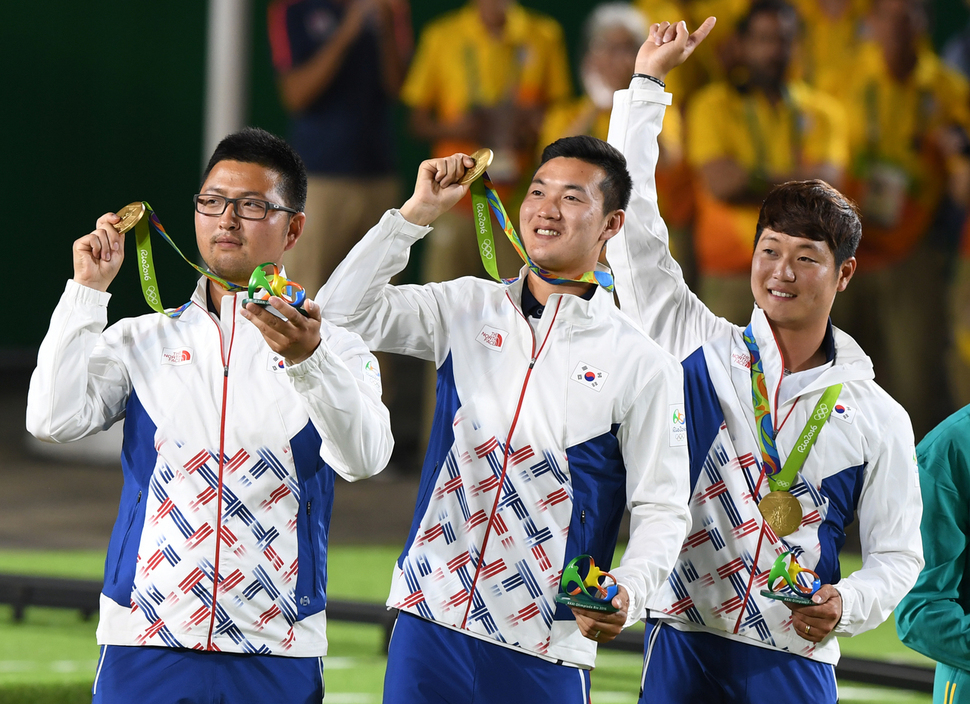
[632,73,666,89]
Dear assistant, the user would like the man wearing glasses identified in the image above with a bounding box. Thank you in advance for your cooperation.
[26,127,393,704]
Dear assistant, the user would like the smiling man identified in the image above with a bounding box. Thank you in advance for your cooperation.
[26,128,392,704]
[318,137,691,701]
[605,20,924,703]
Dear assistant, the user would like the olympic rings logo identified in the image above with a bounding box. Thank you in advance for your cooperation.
[480,239,494,260]
[145,285,160,306]
[813,404,829,421]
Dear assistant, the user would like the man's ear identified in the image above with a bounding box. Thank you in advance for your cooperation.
[837,256,857,292]
[284,212,306,252]
[600,210,625,243]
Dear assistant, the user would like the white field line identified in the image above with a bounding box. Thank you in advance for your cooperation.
[0,660,98,673]
[837,684,928,702]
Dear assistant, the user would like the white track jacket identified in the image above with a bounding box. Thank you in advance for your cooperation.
[318,209,691,668]
[27,277,393,657]
[605,79,924,664]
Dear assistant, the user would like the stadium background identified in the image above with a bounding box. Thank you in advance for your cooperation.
[3,0,968,350]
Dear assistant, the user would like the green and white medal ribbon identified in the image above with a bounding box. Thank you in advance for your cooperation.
[743,325,842,536]
[127,201,244,318]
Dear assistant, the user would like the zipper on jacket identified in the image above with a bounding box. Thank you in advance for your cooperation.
[580,509,587,553]
[112,490,142,582]
[735,323,789,635]
[204,295,238,650]
[460,295,562,629]
[306,499,317,595]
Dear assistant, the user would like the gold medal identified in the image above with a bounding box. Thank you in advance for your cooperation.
[114,201,147,234]
[758,491,803,537]
[459,148,494,186]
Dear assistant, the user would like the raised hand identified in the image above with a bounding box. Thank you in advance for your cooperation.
[399,154,476,227]
[73,212,126,292]
[636,17,717,82]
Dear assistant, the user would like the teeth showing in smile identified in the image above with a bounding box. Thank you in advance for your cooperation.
[770,290,795,298]
[536,228,560,237]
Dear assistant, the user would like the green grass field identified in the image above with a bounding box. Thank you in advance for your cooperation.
[0,548,935,703]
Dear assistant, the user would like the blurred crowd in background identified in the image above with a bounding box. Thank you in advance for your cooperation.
[267,0,970,442]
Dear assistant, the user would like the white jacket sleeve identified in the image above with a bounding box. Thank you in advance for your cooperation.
[286,320,393,482]
[833,406,924,636]
[26,280,131,442]
[316,209,461,366]
[611,358,692,624]
[607,79,735,360]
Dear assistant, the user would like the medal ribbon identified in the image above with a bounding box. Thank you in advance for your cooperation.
[134,201,244,318]
[468,175,614,292]
[742,325,842,492]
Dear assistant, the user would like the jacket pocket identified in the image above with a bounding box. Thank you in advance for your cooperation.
[112,490,142,582]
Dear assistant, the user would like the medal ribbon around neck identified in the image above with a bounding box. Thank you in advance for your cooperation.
[742,325,842,492]
[133,202,244,318]
[468,175,615,292]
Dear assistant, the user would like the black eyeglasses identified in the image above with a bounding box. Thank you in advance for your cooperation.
[193,194,300,220]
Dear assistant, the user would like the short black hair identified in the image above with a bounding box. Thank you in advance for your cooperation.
[538,136,632,213]
[754,180,862,265]
[737,0,798,35]
[201,127,308,212]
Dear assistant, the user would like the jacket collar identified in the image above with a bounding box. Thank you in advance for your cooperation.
[520,274,595,318]
[745,307,875,409]
[504,266,616,327]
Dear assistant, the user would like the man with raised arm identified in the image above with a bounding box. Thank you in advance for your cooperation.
[26,128,392,704]
[605,20,924,703]
[318,133,691,700]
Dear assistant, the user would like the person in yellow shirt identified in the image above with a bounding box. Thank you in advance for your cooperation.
[791,0,870,100]
[540,3,691,263]
[686,0,848,325]
[835,0,970,437]
[401,0,572,284]
[401,0,572,451]
[540,4,653,151]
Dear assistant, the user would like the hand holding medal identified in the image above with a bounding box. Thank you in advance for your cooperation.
[72,211,130,293]
[101,201,246,318]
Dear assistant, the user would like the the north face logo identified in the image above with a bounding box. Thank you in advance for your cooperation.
[482,331,502,347]
[161,347,193,366]
[731,349,751,370]
[477,326,507,351]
